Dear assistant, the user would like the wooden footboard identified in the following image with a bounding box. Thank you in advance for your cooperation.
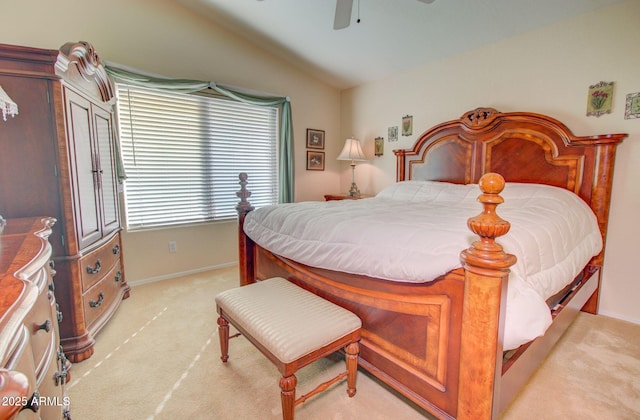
[254,247,466,417]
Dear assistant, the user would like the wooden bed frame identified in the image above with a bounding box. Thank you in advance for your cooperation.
[235,108,627,419]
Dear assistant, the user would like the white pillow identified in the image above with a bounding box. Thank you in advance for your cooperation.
[376,180,477,203]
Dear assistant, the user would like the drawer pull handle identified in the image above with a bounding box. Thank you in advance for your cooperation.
[86,259,102,274]
[112,244,120,255]
[21,391,40,413]
[55,367,69,386]
[55,349,69,385]
[115,271,122,282]
[89,292,104,308]
[35,319,52,333]
[48,260,57,277]
[58,344,71,382]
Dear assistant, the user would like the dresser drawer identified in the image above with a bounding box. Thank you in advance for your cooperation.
[80,234,122,292]
[82,262,124,329]
[2,327,39,419]
[24,277,57,380]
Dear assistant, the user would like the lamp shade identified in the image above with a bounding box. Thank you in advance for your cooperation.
[337,137,367,162]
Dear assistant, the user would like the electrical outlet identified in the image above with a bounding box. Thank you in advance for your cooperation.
[168,241,177,253]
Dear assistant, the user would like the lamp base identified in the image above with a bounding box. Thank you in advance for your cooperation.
[347,161,361,197]
[348,183,361,197]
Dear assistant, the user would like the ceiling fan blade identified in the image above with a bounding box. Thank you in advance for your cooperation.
[334,0,353,30]
[417,0,436,3]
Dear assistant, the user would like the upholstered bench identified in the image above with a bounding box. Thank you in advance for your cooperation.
[215,277,362,420]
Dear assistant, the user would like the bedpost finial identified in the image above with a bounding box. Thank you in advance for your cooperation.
[468,173,510,243]
[461,172,516,272]
[478,172,505,195]
[236,172,254,214]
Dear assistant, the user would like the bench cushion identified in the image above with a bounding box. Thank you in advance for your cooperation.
[215,277,361,364]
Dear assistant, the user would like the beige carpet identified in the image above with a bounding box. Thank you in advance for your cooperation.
[66,267,640,419]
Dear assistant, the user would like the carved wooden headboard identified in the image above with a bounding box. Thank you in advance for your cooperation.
[394,107,627,265]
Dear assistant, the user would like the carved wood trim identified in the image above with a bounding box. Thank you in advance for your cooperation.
[55,41,115,104]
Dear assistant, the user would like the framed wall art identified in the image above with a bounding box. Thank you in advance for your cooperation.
[402,115,413,136]
[586,81,614,117]
[374,136,384,157]
[306,151,325,171]
[625,92,640,119]
[388,126,398,142]
[306,129,325,149]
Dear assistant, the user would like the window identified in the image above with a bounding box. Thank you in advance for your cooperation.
[115,84,279,229]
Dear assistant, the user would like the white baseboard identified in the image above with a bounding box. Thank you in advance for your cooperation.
[597,309,640,326]
[128,262,238,288]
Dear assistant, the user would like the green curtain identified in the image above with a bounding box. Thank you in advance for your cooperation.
[104,62,295,203]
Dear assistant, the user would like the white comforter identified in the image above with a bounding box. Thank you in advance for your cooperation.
[244,181,602,350]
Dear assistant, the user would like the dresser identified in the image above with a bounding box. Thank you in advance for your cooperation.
[0,41,130,362]
[0,218,70,419]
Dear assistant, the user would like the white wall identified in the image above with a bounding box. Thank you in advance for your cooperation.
[0,0,342,282]
[340,0,640,323]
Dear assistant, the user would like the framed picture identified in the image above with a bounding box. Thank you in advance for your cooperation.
[306,151,325,171]
[374,136,384,156]
[388,126,398,142]
[306,129,325,149]
[625,92,640,119]
[586,81,614,117]
[402,115,413,136]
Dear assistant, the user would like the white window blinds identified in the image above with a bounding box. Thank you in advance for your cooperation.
[116,84,278,229]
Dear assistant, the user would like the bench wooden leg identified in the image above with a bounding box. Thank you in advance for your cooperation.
[345,342,359,397]
[217,315,229,363]
[280,374,297,420]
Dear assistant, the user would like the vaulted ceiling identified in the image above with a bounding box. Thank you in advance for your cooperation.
[178,0,623,90]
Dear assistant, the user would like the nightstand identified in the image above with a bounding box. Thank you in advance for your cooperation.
[324,194,370,201]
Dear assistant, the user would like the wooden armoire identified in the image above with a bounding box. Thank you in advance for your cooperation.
[0,41,130,362]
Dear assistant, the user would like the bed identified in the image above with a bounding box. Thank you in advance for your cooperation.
[234,108,627,419]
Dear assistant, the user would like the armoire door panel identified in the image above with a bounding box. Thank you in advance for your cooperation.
[65,88,102,249]
[94,105,120,235]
